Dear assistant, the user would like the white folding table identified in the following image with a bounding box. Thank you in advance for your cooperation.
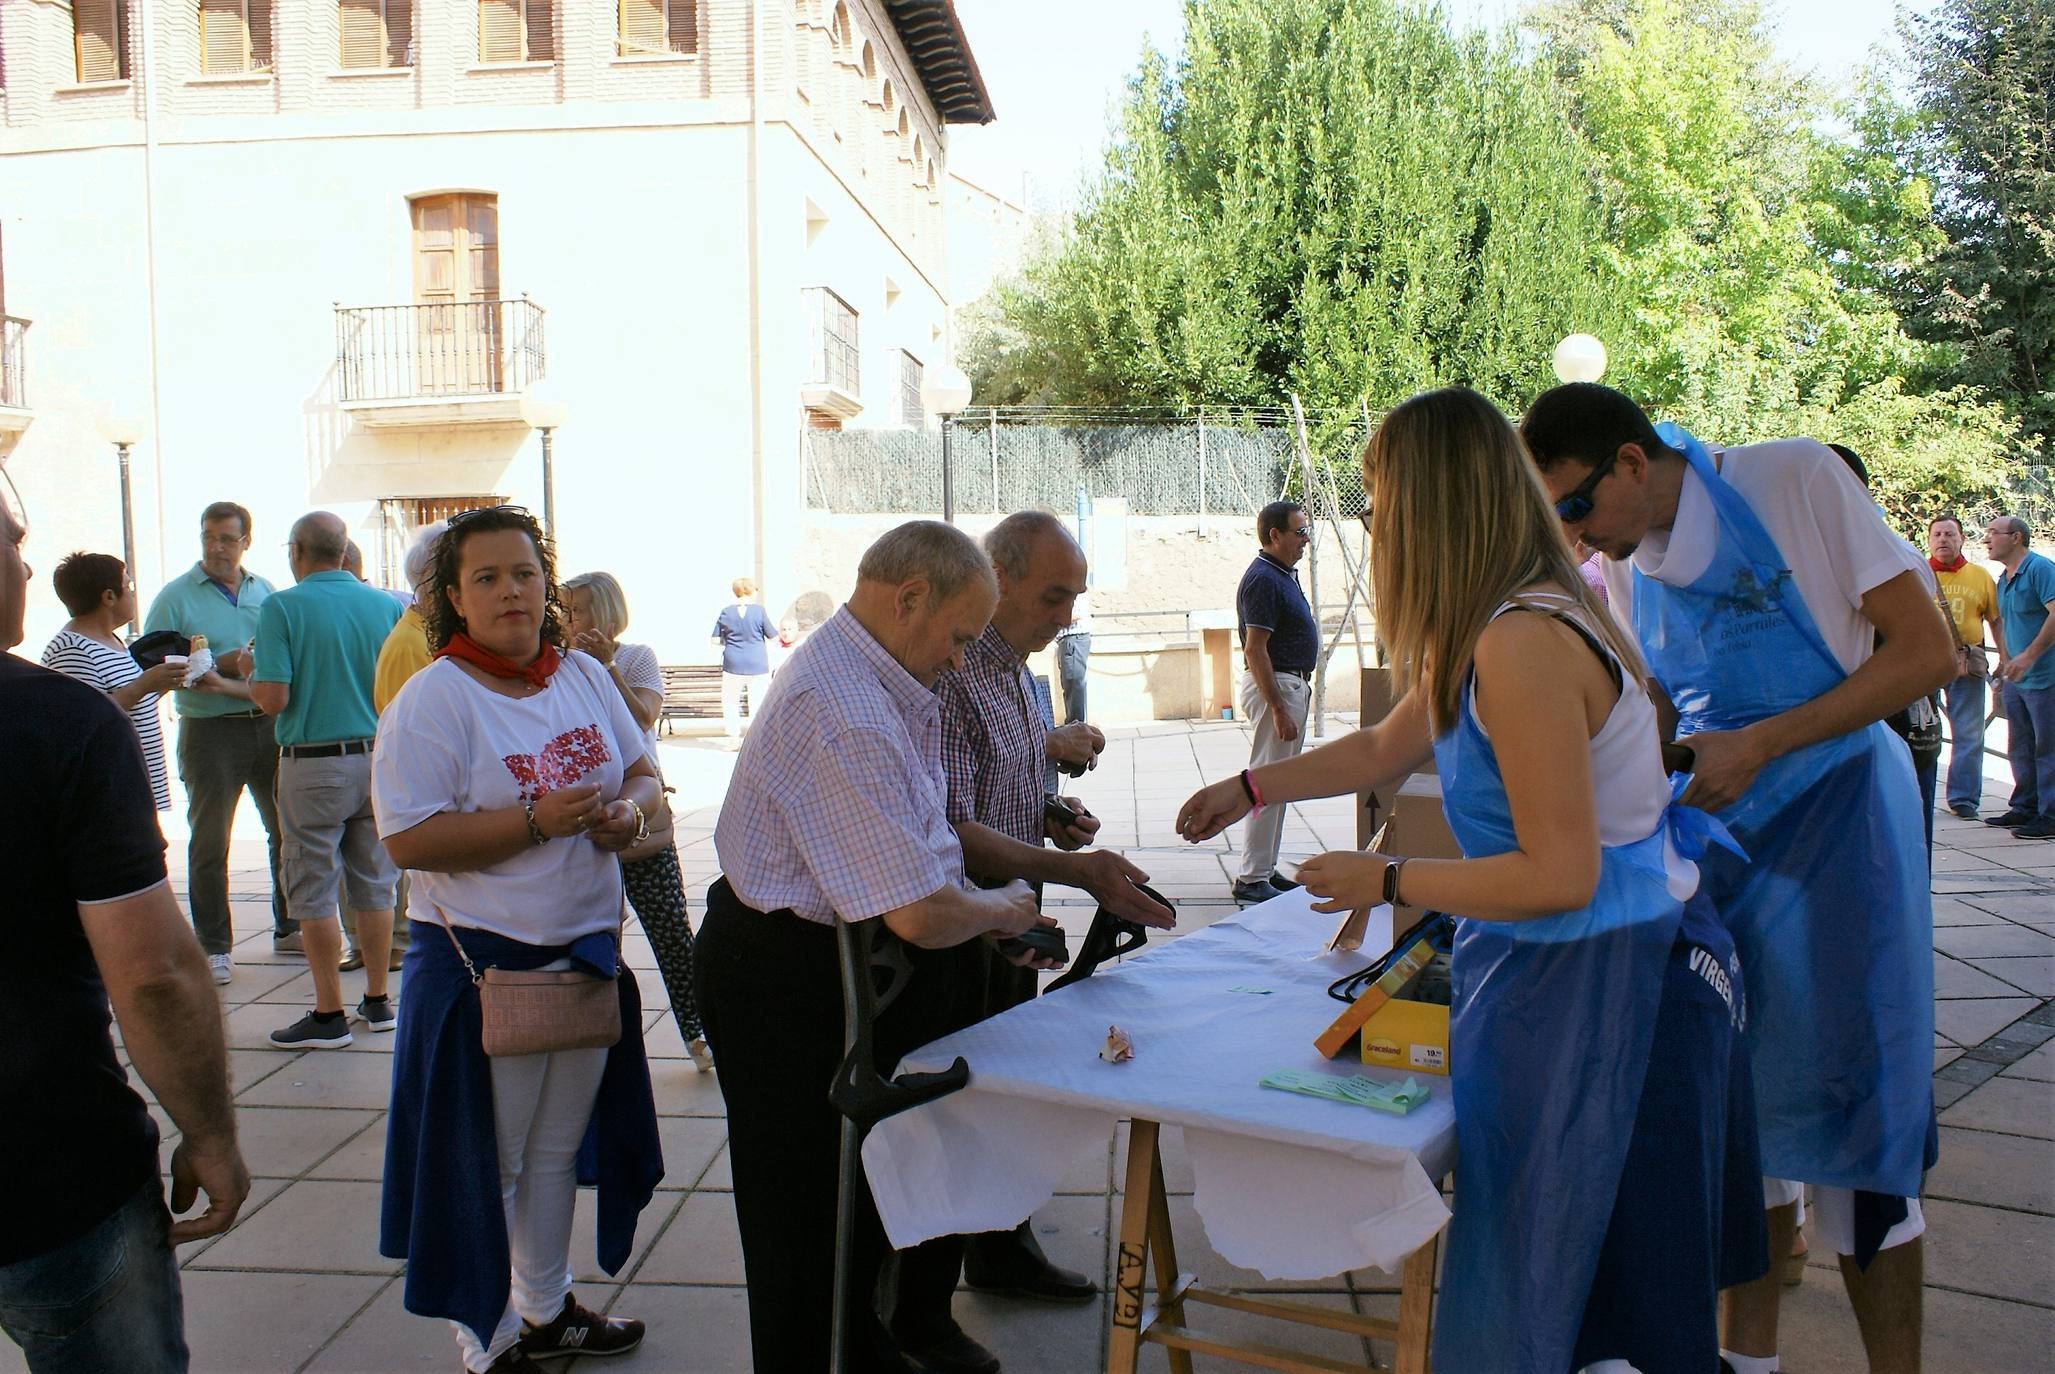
[864,891,1456,1373]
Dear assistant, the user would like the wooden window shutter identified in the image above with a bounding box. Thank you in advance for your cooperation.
[479,0,521,62]
[73,0,126,83]
[618,0,665,56]
[249,0,273,69]
[339,0,383,67]
[523,0,554,62]
[383,0,413,66]
[666,0,695,53]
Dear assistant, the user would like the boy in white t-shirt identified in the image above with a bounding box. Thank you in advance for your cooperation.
[1521,384,1956,1374]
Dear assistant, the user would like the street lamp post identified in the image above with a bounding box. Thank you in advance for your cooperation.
[521,391,571,540]
[98,415,147,634]
[920,364,974,523]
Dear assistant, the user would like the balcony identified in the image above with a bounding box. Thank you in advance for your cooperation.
[334,298,545,429]
[0,316,31,454]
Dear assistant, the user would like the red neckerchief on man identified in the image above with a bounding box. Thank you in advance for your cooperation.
[1929,553,1967,573]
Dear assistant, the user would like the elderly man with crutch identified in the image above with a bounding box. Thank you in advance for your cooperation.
[698,521,1052,1373]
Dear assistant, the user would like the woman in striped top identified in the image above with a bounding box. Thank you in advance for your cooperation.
[42,552,182,811]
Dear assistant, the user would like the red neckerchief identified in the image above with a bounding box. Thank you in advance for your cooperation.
[1929,554,1967,573]
[436,631,562,689]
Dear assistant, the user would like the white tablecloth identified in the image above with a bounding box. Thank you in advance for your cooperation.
[863,890,1456,1279]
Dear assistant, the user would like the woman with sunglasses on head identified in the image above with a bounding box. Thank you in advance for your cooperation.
[1178,388,1765,1374]
[372,507,665,1374]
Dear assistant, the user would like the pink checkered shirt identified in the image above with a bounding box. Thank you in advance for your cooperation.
[935,623,1048,846]
[714,606,964,925]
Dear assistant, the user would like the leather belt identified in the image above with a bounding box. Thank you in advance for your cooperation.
[1277,667,1313,681]
[281,738,374,759]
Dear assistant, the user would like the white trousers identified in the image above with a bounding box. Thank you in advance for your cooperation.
[454,1041,611,1372]
[1762,1176,1926,1257]
[1236,670,1311,883]
[721,672,769,741]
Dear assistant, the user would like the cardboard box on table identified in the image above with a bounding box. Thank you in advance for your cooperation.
[1357,666,1437,848]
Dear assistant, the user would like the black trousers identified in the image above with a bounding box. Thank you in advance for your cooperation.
[697,879,982,1373]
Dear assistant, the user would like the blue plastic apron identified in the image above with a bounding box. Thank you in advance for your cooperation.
[1429,629,1737,1374]
[1627,427,1933,1198]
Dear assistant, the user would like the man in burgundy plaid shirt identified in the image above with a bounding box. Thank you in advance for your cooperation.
[886,512,1177,1374]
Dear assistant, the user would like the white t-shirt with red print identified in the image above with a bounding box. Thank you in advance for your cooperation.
[372,650,653,944]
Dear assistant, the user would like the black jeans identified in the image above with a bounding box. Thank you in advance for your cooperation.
[697,880,979,1373]
[176,713,289,954]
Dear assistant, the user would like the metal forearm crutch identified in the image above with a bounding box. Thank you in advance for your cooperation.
[827,918,970,1374]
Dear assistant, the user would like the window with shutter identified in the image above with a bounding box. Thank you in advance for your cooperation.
[619,0,693,55]
[900,352,923,428]
[340,0,411,69]
[201,0,271,74]
[478,0,520,62]
[73,0,127,83]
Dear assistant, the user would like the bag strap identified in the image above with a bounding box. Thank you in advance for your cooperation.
[432,904,484,985]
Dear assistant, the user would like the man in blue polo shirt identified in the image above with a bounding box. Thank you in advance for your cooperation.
[1231,500,1318,904]
[1984,515,2055,839]
[143,501,289,982]
[244,512,402,1046]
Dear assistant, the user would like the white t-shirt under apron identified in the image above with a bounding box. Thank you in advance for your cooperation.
[372,650,652,945]
[1599,438,1930,675]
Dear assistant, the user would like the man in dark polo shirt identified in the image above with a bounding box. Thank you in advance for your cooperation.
[0,471,249,1373]
[1231,500,1318,903]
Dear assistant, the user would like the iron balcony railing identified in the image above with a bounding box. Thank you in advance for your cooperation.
[335,297,546,403]
[1,316,28,409]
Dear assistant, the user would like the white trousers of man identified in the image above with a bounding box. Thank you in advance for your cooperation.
[1236,669,1312,884]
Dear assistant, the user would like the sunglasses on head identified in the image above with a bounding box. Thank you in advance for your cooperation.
[1553,451,1619,524]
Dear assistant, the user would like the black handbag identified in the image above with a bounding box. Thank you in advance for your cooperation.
[127,630,189,670]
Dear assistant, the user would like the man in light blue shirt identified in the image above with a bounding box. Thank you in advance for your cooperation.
[142,501,288,978]
[247,512,402,1047]
[1985,516,2055,838]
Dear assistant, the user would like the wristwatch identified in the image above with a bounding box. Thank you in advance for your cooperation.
[1382,857,1408,906]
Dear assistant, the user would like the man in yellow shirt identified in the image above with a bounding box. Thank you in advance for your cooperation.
[1928,514,2006,818]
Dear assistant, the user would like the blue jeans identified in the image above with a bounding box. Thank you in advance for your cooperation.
[0,1183,186,1373]
[2002,680,2055,820]
[1942,674,1989,809]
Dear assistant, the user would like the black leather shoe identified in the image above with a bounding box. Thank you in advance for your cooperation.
[1986,809,2035,827]
[1266,871,1300,892]
[892,1320,1000,1374]
[963,1225,1098,1303]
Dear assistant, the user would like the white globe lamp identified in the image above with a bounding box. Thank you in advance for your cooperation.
[1552,334,1608,384]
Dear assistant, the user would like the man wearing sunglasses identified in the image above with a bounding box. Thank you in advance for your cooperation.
[1521,383,1953,1374]
[1230,501,1319,904]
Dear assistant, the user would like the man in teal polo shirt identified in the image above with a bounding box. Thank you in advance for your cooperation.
[244,512,402,1047]
[143,501,290,981]
[1985,515,2055,839]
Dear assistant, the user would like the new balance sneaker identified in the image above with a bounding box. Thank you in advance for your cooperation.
[269,1011,353,1048]
[520,1293,644,1360]
[478,1345,546,1373]
[207,953,234,986]
[356,995,397,1033]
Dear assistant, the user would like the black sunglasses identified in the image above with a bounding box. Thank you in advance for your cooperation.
[1554,452,1619,524]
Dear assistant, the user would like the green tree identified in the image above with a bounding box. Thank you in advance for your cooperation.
[1896,0,2055,456]
[966,0,1621,423]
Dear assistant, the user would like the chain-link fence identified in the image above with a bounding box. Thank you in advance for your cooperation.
[802,406,1373,520]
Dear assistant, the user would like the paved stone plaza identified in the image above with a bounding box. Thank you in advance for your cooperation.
[17,719,2049,1373]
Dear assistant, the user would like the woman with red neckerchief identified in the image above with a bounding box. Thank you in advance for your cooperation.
[371,506,665,1374]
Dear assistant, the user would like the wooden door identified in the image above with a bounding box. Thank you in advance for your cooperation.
[412,194,502,394]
